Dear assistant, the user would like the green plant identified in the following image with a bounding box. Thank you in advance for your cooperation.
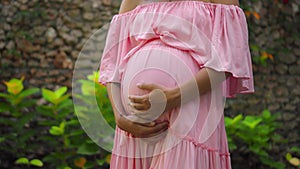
[0,76,111,169]
[286,146,300,168]
[0,77,40,158]
[76,72,115,128]
[15,157,43,168]
[37,85,105,169]
[225,110,286,169]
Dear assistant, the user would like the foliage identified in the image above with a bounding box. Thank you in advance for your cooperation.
[76,72,115,128]
[0,76,111,169]
[15,157,43,168]
[286,146,300,167]
[0,75,291,168]
[225,110,286,169]
[0,77,40,158]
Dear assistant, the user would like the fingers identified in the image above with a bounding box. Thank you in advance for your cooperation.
[128,102,150,111]
[128,94,151,112]
[137,83,159,91]
[128,83,167,112]
[142,121,169,138]
[128,95,149,104]
[137,83,162,91]
[137,121,156,127]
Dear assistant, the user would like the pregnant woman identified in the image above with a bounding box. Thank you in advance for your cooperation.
[99,0,254,168]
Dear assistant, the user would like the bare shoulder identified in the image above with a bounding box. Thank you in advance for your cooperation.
[119,0,141,14]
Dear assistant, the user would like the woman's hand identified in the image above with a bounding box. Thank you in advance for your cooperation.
[107,82,168,138]
[116,114,169,138]
[128,83,181,114]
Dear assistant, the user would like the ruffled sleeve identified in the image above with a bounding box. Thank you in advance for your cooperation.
[191,5,255,98]
[98,14,139,85]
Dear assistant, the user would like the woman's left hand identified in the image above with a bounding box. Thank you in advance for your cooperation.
[128,83,181,114]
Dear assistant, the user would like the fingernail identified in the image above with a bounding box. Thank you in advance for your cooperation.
[150,122,156,126]
[136,83,143,87]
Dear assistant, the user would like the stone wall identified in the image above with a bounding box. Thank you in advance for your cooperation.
[0,0,120,90]
[226,0,300,143]
[0,0,299,167]
[224,1,300,167]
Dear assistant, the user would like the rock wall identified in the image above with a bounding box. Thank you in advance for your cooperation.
[226,0,300,144]
[0,0,299,167]
[0,0,120,90]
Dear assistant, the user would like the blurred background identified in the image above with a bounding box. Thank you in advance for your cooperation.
[0,0,299,168]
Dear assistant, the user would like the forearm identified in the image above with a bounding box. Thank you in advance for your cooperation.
[174,67,230,104]
[128,67,230,113]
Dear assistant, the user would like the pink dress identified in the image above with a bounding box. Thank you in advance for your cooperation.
[99,1,254,169]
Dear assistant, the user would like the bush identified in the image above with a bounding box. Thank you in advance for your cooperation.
[0,74,289,168]
[0,75,111,169]
[225,110,286,169]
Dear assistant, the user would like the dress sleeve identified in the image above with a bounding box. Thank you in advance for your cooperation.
[98,16,136,86]
[189,7,254,98]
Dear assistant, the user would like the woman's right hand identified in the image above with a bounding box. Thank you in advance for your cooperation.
[116,115,169,138]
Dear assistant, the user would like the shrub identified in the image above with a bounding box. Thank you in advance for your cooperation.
[225,110,286,169]
[0,75,287,168]
[0,76,111,169]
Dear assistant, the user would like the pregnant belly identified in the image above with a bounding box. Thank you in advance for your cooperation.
[121,41,200,127]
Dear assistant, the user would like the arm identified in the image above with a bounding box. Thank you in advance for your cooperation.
[128,68,231,112]
[118,0,140,14]
[212,0,239,6]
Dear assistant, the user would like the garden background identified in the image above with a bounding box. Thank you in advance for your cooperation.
[0,0,299,168]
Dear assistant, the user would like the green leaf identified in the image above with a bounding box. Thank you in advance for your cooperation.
[77,141,100,155]
[0,137,5,143]
[4,77,24,95]
[57,99,73,111]
[30,159,43,167]
[79,80,96,95]
[54,94,70,105]
[250,44,260,52]
[87,71,99,81]
[59,121,66,130]
[262,109,271,119]
[65,119,79,126]
[49,126,64,135]
[97,158,106,166]
[0,93,11,99]
[55,87,67,98]
[260,156,286,169]
[15,157,29,164]
[19,88,40,98]
[290,146,300,153]
[286,153,292,160]
[232,114,243,125]
[42,88,57,103]
[224,117,233,126]
[63,167,72,169]
[242,116,262,129]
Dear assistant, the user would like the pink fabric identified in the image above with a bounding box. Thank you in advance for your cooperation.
[99,1,254,169]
